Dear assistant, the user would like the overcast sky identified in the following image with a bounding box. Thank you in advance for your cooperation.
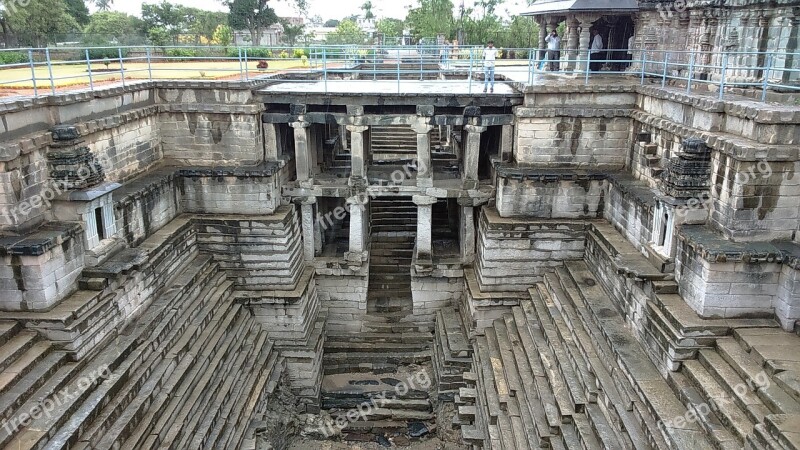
[100,0,531,21]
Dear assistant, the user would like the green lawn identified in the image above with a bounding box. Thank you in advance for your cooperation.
[0,60,309,88]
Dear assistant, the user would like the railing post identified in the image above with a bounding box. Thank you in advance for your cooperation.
[118,48,126,87]
[584,50,590,85]
[85,49,94,92]
[662,51,669,88]
[396,47,401,94]
[28,49,38,98]
[45,48,55,95]
[527,48,533,85]
[761,53,773,102]
[323,47,328,94]
[719,52,729,101]
[238,47,244,81]
[687,50,695,94]
[640,49,646,85]
[244,47,249,81]
[146,47,153,81]
[468,47,473,95]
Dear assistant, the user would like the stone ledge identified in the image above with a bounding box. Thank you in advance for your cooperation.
[158,103,262,114]
[494,162,612,181]
[0,222,83,256]
[515,106,633,118]
[637,85,800,124]
[0,104,158,163]
[679,225,800,268]
[632,110,799,161]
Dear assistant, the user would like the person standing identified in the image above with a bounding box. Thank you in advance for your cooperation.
[590,29,604,72]
[483,41,498,93]
[626,33,635,69]
[545,30,561,71]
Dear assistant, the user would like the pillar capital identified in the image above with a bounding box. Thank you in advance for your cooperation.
[464,124,487,134]
[412,195,437,206]
[411,122,434,134]
[457,196,489,207]
[290,121,310,129]
[295,195,317,205]
[346,125,369,133]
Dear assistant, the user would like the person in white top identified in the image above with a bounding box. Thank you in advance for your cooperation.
[590,29,604,72]
[545,30,561,71]
[483,41,498,93]
[626,34,635,68]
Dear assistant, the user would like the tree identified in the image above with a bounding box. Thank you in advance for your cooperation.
[3,0,79,46]
[83,11,142,44]
[142,2,185,44]
[95,0,113,11]
[361,1,374,20]
[281,19,305,47]
[212,24,233,47]
[376,18,403,37]
[65,0,90,27]
[406,0,455,40]
[189,10,228,44]
[326,19,365,45]
[226,0,278,46]
[323,19,339,28]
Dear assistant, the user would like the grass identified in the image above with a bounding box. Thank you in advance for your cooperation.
[0,60,309,89]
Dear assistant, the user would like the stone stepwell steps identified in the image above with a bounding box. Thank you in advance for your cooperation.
[668,328,800,450]
[369,125,443,161]
[469,259,722,449]
[3,254,281,450]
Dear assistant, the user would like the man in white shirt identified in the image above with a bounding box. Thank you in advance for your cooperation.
[545,30,561,71]
[483,41,497,93]
[590,29,604,72]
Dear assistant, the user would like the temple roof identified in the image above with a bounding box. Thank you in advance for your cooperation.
[520,0,639,16]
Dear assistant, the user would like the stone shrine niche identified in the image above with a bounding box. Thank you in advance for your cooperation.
[48,125,121,263]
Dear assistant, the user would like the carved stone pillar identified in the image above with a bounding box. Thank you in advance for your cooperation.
[411,120,434,188]
[463,124,487,185]
[347,125,369,181]
[291,121,312,183]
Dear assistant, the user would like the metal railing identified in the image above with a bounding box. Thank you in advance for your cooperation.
[0,45,797,101]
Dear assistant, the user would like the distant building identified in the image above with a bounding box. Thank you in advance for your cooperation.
[233,17,305,46]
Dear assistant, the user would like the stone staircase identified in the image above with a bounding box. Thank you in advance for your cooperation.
[669,328,800,450]
[369,125,442,163]
[2,254,284,449]
[461,260,718,449]
[320,196,436,443]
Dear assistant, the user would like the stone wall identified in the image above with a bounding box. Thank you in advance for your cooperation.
[675,230,781,320]
[475,207,585,292]
[181,172,282,215]
[495,176,606,218]
[315,269,369,333]
[195,206,304,289]
[604,175,656,255]
[412,264,464,330]
[115,170,183,247]
[513,115,630,168]
[0,223,84,310]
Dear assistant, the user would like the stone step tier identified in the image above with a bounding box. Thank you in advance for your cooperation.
[369,125,444,162]
[2,255,283,449]
[432,308,473,400]
[465,260,722,449]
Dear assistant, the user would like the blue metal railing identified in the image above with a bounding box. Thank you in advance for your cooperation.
[0,45,798,101]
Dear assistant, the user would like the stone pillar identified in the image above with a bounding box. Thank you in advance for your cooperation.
[537,17,547,60]
[413,195,437,261]
[291,121,312,183]
[566,15,580,72]
[264,123,280,161]
[576,14,596,73]
[347,125,369,180]
[463,124,487,186]
[412,120,434,188]
[340,124,349,151]
[345,195,368,264]
[458,199,476,264]
[500,124,514,162]
[299,197,317,261]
